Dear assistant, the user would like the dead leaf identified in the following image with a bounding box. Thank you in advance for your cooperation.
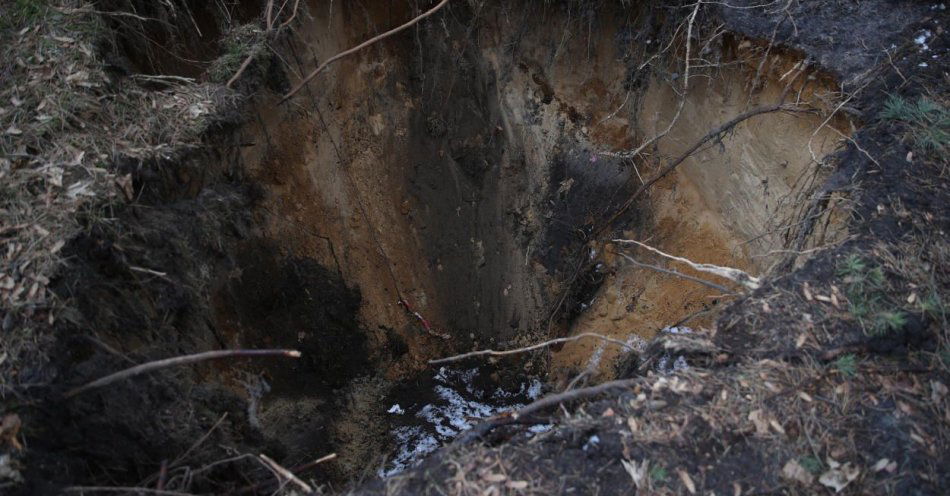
[0,414,22,451]
[678,469,696,494]
[931,381,947,403]
[818,462,860,493]
[781,459,814,485]
[482,473,506,483]
[505,480,528,489]
[115,173,134,202]
[769,419,786,435]
[627,416,639,433]
[621,459,649,489]
[748,409,769,436]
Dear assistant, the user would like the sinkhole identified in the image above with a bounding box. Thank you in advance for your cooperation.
[75,0,854,488]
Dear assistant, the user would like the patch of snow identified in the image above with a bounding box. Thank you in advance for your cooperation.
[526,379,544,400]
[583,435,601,451]
[914,30,932,51]
[381,367,542,478]
[379,426,440,478]
[528,423,553,434]
[662,325,692,335]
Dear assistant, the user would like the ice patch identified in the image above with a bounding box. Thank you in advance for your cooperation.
[388,404,405,414]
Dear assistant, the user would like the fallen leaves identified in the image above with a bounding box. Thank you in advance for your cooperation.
[818,459,860,493]
[781,458,814,485]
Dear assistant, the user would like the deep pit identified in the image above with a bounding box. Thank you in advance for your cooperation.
[193,1,853,484]
[36,0,861,490]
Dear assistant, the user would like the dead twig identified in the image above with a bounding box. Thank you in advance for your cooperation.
[258,454,313,494]
[64,349,301,398]
[235,453,337,494]
[281,0,451,102]
[429,332,633,365]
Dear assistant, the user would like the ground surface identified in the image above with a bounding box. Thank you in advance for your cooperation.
[0,1,947,495]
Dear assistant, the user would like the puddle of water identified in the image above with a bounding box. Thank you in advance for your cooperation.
[380,367,543,477]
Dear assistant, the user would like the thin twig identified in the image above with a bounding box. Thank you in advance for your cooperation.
[281,0,451,102]
[429,333,633,365]
[65,349,301,398]
[258,454,313,494]
[616,252,736,294]
[236,453,337,494]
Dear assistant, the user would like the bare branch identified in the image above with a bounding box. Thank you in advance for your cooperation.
[281,0,452,102]
[65,349,301,398]
[614,239,760,289]
[429,333,634,365]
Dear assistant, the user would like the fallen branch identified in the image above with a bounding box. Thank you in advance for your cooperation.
[65,349,301,398]
[280,0,451,102]
[616,252,736,294]
[429,332,633,365]
[614,239,760,289]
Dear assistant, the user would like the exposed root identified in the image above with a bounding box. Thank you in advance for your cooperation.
[614,239,761,290]
[429,333,633,365]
